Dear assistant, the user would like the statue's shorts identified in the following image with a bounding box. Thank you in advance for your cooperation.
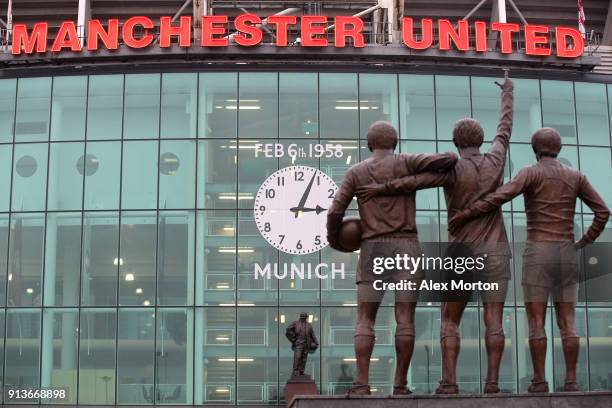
[521,242,579,303]
[439,254,510,303]
[356,233,423,303]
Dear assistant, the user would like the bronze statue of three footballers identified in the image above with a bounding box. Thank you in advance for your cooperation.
[326,72,610,395]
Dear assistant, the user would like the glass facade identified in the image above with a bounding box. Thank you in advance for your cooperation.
[0,72,610,405]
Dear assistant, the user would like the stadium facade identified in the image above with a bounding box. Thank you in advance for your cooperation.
[0,0,611,405]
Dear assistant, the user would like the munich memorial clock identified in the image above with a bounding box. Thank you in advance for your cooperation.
[254,166,338,255]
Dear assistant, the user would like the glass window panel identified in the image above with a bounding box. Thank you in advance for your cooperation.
[41,309,79,404]
[435,75,470,140]
[50,76,87,141]
[121,141,158,210]
[87,75,123,140]
[117,308,155,404]
[15,77,52,142]
[5,309,41,401]
[575,82,610,146]
[238,139,277,210]
[237,307,278,404]
[11,143,48,211]
[197,140,238,209]
[120,212,157,306]
[541,80,577,144]
[78,308,117,404]
[472,77,542,143]
[198,73,237,139]
[161,73,197,139]
[0,215,8,306]
[278,250,320,305]
[238,73,278,139]
[158,211,195,306]
[321,307,357,394]
[578,147,612,212]
[587,308,612,390]
[159,140,196,209]
[156,308,194,404]
[513,79,542,142]
[397,141,439,210]
[44,213,82,306]
[583,217,611,307]
[320,74,359,139]
[279,73,318,139]
[81,212,119,306]
[359,74,399,138]
[0,310,4,396]
[0,78,16,143]
[320,140,360,190]
[83,141,121,210]
[399,74,435,140]
[195,307,236,404]
[48,142,84,211]
[0,144,12,211]
[195,210,236,306]
[279,308,320,403]
[7,214,45,307]
[124,74,160,139]
[237,212,277,306]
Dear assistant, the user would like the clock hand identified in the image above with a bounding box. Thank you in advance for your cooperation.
[290,205,328,215]
[293,172,317,218]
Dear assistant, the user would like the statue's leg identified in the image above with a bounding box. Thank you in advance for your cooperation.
[554,287,579,391]
[393,298,416,394]
[292,346,304,377]
[298,346,309,375]
[481,275,508,393]
[524,284,549,392]
[353,283,381,390]
[482,300,505,393]
[436,301,467,394]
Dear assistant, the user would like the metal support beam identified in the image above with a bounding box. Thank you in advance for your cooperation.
[193,0,207,42]
[226,7,301,41]
[463,0,489,21]
[172,0,193,23]
[0,17,6,28]
[488,0,507,51]
[603,1,612,45]
[325,4,382,31]
[77,0,91,40]
[506,0,528,25]
[6,0,12,46]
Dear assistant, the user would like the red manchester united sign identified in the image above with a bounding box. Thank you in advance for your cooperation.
[10,15,584,59]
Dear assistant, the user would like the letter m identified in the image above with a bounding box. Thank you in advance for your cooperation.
[253,263,271,280]
[12,23,49,55]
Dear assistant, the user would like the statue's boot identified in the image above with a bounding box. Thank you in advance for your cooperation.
[346,383,371,395]
[527,380,549,393]
[392,385,412,395]
[483,381,500,394]
[435,381,459,394]
[564,381,579,392]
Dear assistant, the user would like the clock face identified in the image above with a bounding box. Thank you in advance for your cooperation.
[254,166,339,255]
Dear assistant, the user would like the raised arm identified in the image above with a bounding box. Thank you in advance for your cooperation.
[326,171,356,250]
[449,167,532,234]
[487,73,514,164]
[576,175,610,248]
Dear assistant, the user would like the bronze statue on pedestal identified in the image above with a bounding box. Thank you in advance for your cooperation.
[286,312,319,378]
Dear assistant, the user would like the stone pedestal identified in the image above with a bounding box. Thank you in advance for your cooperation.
[285,375,318,407]
[288,392,612,408]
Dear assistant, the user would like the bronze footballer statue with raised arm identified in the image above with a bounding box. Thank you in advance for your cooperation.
[450,128,610,392]
[355,72,514,394]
